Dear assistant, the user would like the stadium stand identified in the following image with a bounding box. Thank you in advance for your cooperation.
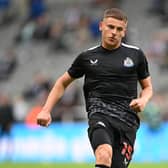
[0,0,167,122]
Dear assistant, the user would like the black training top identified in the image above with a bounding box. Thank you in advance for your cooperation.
[68,43,150,129]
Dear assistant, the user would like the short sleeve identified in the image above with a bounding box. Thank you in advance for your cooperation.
[67,53,85,78]
[137,49,150,80]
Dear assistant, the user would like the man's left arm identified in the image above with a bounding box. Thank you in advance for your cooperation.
[129,76,153,112]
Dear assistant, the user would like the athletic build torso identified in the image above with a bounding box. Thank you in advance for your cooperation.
[68,43,150,129]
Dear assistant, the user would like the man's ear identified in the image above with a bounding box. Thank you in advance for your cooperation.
[99,21,103,31]
[122,29,126,38]
[122,22,128,38]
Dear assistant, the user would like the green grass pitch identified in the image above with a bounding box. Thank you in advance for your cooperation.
[0,163,168,168]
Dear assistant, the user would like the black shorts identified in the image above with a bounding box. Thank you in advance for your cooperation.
[88,113,137,168]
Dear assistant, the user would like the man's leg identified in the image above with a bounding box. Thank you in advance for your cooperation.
[90,128,113,168]
[95,143,112,168]
[111,140,134,168]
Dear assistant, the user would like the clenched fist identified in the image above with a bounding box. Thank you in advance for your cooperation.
[37,110,52,127]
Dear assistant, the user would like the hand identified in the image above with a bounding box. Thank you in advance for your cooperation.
[37,110,52,127]
[129,98,147,113]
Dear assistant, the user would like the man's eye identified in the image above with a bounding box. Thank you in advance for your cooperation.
[117,27,123,31]
[108,25,114,29]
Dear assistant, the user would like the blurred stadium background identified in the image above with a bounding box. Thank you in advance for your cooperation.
[0,0,168,167]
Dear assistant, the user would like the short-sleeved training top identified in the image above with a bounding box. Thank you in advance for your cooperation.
[68,43,150,129]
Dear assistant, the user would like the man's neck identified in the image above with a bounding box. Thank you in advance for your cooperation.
[101,43,121,50]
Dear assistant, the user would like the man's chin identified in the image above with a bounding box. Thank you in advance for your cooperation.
[107,42,118,49]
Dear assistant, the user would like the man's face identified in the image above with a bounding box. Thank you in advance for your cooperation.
[99,17,127,49]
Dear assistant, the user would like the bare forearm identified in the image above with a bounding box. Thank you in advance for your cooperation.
[139,86,153,103]
[130,77,153,112]
[139,77,153,103]
[36,72,74,127]
[42,72,74,114]
[42,80,65,113]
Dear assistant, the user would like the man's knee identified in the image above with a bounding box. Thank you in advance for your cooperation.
[95,144,112,166]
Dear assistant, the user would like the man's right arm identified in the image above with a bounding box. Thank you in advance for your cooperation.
[37,72,75,127]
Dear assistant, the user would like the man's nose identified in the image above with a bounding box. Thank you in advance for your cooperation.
[111,28,117,34]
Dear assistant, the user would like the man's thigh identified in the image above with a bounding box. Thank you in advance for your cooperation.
[88,115,114,152]
[111,131,135,168]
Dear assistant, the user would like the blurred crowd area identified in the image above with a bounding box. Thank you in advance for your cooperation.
[0,0,168,135]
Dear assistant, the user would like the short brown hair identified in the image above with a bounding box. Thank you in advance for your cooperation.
[103,8,128,23]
